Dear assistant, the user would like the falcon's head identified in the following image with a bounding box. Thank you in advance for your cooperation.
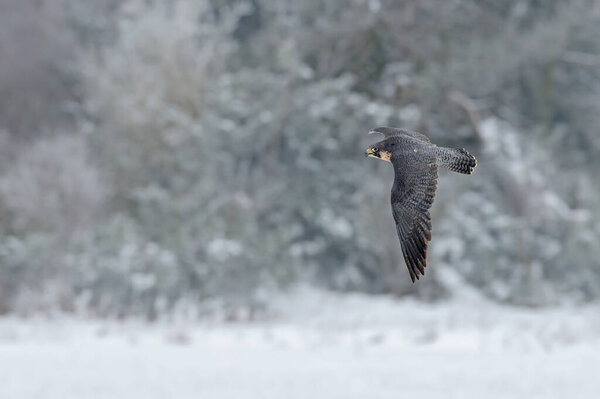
[365,134,401,163]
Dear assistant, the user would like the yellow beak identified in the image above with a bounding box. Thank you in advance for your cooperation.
[365,147,391,162]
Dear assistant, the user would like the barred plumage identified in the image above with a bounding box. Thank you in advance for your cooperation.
[366,127,477,282]
[435,147,477,174]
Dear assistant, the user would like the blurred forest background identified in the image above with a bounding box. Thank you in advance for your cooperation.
[1,0,600,318]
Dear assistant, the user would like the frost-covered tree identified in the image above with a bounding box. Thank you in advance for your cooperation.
[434,118,600,305]
[2,0,600,315]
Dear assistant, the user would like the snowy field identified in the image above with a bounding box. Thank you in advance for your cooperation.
[1,288,599,399]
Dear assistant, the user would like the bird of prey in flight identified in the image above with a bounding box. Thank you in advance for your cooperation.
[365,127,477,282]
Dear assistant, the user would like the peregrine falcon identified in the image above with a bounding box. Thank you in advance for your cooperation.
[365,127,477,282]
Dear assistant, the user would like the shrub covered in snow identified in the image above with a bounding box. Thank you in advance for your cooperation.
[1,0,600,316]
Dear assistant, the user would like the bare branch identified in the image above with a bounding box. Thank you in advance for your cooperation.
[448,90,484,142]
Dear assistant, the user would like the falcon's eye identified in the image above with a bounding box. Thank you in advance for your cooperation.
[390,142,396,146]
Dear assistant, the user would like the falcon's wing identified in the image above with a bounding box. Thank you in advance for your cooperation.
[370,127,431,143]
[390,153,438,282]
[399,128,432,143]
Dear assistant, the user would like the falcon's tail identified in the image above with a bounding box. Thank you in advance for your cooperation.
[436,147,477,175]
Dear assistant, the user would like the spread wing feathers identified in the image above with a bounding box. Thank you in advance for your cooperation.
[370,127,431,143]
[391,155,438,282]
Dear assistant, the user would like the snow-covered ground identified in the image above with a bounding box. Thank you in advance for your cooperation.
[1,287,599,399]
